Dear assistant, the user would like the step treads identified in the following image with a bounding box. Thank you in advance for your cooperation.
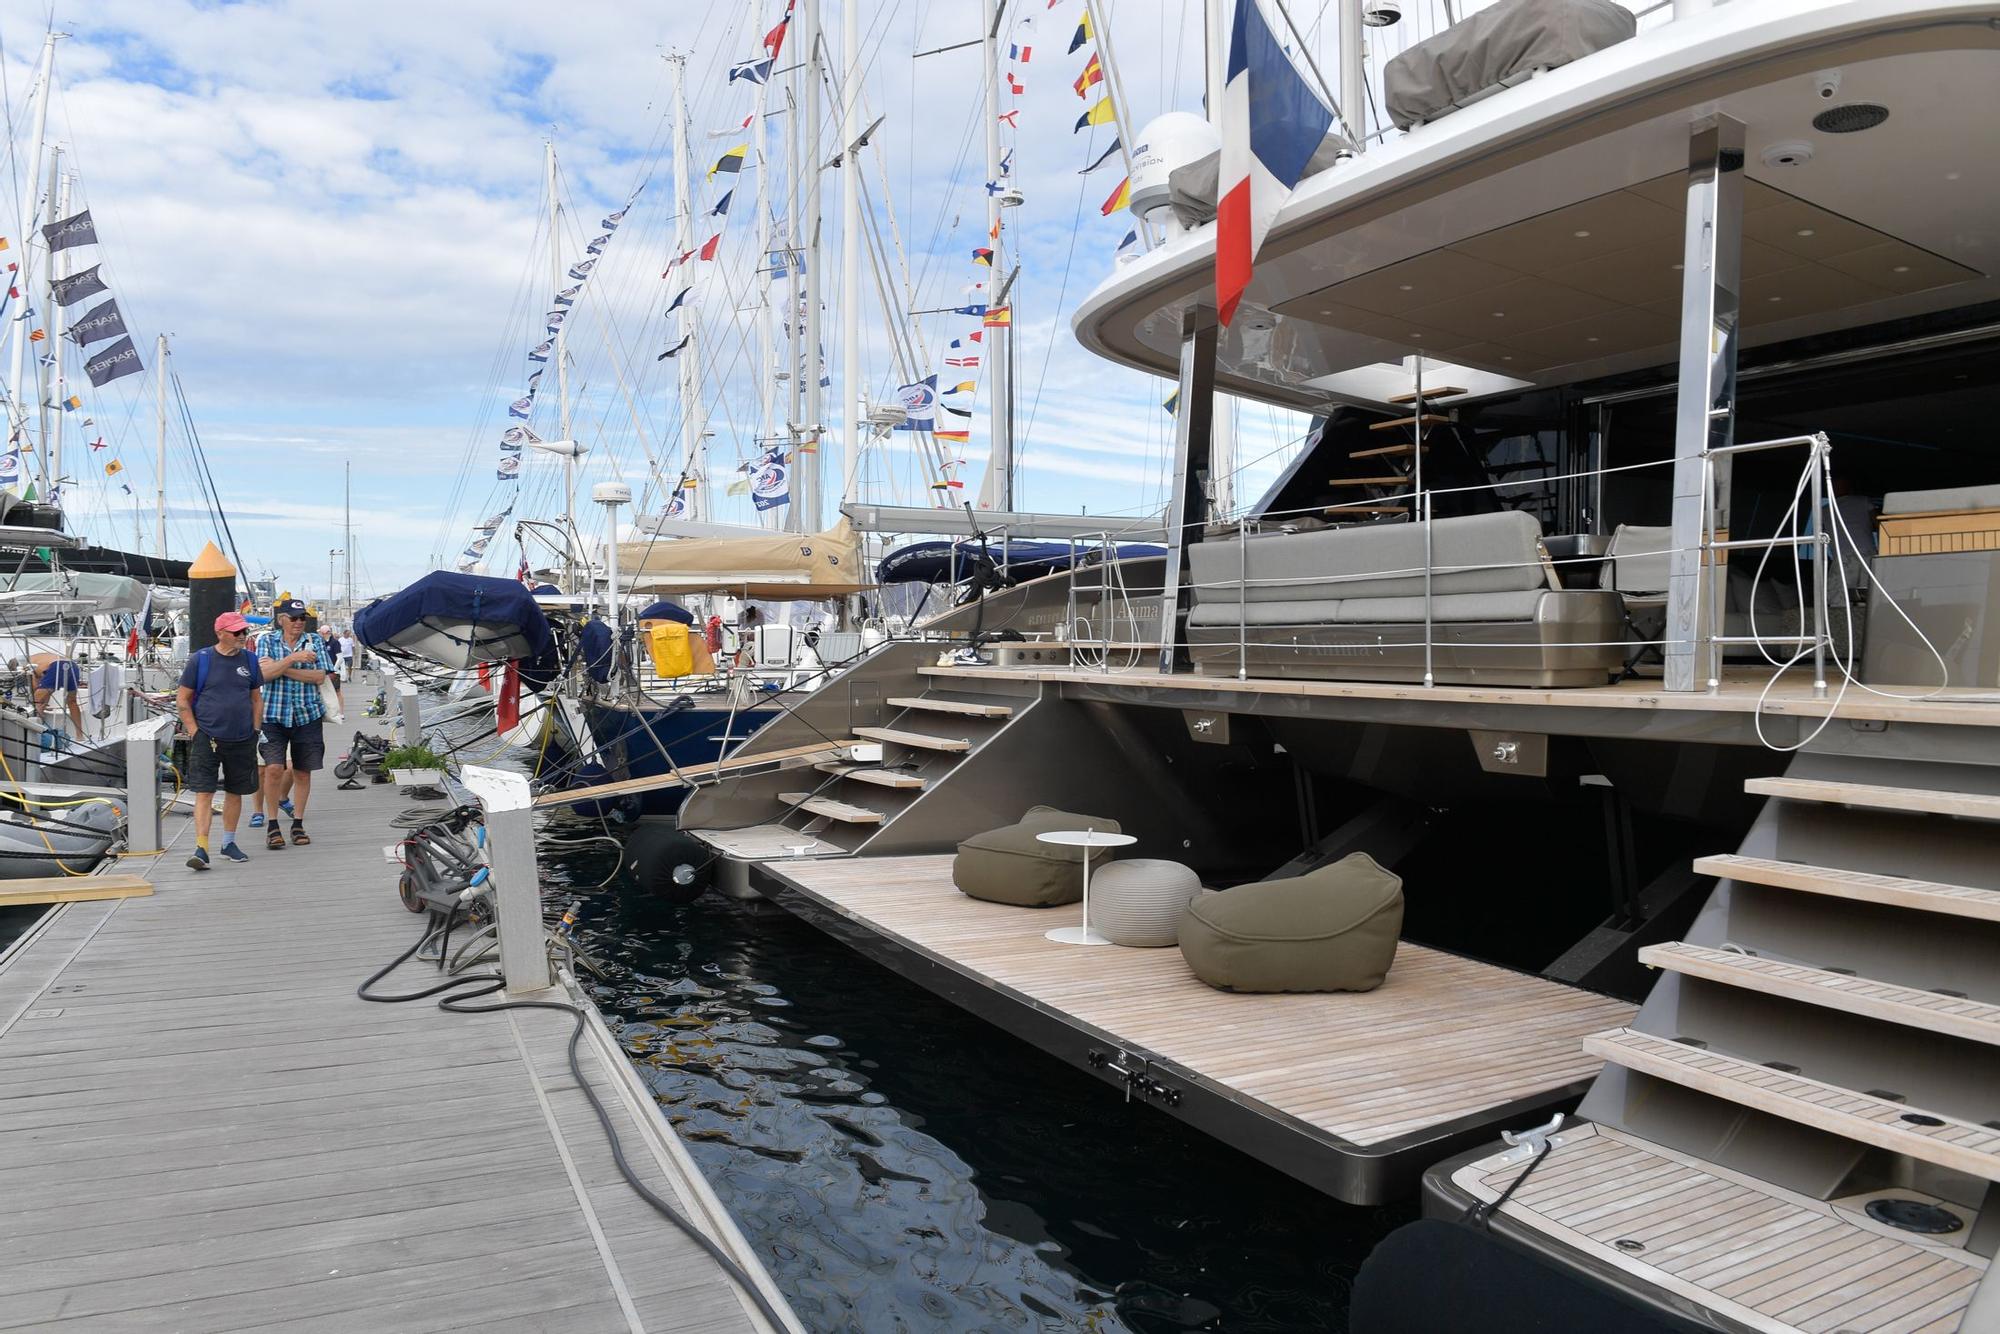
[1744,776,2000,822]
[1695,853,2000,923]
[1584,1027,2000,1182]
[886,696,1013,719]
[1641,942,2000,1046]
[851,726,970,753]
[1349,442,1428,459]
[1368,413,1450,432]
[778,792,884,824]
[1386,387,1464,404]
[815,762,926,790]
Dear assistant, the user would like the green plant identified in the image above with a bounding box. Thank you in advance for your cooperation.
[382,743,446,771]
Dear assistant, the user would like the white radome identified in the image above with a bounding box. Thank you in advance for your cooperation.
[1129,111,1220,231]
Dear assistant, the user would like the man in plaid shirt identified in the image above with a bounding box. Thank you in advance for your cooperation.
[255,598,336,849]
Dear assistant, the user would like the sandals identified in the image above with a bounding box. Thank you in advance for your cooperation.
[267,827,286,850]
[290,821,310,846]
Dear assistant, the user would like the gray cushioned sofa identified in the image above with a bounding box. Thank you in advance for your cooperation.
[1185,511,1624,686]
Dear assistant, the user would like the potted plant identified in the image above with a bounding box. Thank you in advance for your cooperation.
[381,742,447,787]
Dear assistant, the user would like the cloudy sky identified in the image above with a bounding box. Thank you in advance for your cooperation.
[0,0,1505,603]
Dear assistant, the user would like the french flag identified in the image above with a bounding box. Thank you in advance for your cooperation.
[1216,0,1333,327]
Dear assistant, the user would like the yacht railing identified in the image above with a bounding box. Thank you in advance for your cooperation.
[1042,431,1925,712]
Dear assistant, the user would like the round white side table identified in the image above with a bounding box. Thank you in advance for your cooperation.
[1036,829,1138,946]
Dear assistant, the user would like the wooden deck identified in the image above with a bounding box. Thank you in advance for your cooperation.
[0,698,789,1333]
[927,663,2000,730]
[757,853,1633,1203]
[1452,1123,1985,1333]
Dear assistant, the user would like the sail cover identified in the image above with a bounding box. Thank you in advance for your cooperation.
[614,518,872,598]
[878,538,1166,585]
[0,571,149,616]
[355,571,558,684]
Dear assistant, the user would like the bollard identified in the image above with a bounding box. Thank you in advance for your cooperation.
[398,680,423,747]
[458,764,551,994]
[123,713,175,856]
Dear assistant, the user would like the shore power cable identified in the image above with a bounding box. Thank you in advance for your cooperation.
[360,811,792,1332]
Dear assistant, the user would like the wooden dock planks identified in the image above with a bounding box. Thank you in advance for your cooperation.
[0,873,152,907]
[0,693,781,1333]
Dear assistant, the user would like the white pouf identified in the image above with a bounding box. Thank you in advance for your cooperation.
[1090,859,1202,947]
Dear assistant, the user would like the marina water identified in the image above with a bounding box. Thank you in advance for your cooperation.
[539,831,1407,1331]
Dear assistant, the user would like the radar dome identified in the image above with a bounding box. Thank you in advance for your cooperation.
[1130,112,1219,231]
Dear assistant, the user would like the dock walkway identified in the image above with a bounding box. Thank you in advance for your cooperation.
[0,701,787,1333]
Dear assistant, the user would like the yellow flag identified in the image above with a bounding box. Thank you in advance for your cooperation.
[104,459,123,477]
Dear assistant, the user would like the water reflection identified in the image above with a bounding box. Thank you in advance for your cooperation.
[536,835,1402,1333]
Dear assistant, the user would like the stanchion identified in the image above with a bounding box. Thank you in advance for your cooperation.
[122,713,175,856]
[458,764,551,995]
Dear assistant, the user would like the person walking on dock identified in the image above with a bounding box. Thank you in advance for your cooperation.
[176,612,263,871]
[254,598,335,850]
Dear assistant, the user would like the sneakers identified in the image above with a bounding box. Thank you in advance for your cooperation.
[248,812,265,828]
[219,843,250,863]
[186,847,210,872]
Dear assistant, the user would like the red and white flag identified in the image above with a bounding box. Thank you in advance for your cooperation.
[1216,0,1333,327]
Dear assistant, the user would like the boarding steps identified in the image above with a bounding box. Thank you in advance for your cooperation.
[1456,755,2000,1330]
[714,680,1032,852]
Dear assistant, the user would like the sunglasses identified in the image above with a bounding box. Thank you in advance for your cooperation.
[218,628,245,638]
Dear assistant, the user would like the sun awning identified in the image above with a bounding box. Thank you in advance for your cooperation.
[614,518,873,598]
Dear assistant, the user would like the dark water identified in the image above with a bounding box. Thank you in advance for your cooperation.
[538,833,1413,1333]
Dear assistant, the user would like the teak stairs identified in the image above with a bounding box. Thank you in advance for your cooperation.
[1454,756,2000,1331]
[1328,387,1465,523]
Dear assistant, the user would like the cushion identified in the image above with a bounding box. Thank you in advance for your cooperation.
[1091,859,1202,947]
[1189,510,1551,606]
[1178,854,1404,993]
[952,805,1124,908]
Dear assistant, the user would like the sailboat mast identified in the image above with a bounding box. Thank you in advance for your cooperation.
[545,140,575,571]
[782,72,802,533]
[154,334,168,555]
[7,33,57,490]
[344,460,353,618]
[798,0,823,532]
[838,0,862,509]
[667,54,701,520]
[40,156,65,501]
[980,0,1012,511]
[751,6,776,506]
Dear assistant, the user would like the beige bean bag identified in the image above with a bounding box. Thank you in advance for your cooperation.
[1178,853,1403,992]
[952,805,1123,908]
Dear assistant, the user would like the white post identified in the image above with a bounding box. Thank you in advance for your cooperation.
[545,141,575,573]
[1198,1,1238,517]
[798,0,824,532]
[7,34,57,483]
[979,0,1012,511]
[459,765,552,996]
[838,0,863,507]
[123,713,173,856]
[40,156,64,499]
[593,481,630,675]
[155,334,169,554]
[1339,0,1366,149]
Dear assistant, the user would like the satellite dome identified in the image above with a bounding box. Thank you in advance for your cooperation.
[1130,112,1219,231]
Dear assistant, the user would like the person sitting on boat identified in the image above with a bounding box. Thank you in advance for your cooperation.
[32,655,85,750]
[175,612,264,871]
[253,599,336,851]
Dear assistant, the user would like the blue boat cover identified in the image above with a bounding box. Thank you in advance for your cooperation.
[579,619,614,683]
[877,538,1166,585]
[636,599,694,625]
[355,571,559,687]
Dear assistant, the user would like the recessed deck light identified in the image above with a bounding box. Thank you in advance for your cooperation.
[1768,295,1784,303]
[1573,230,1591,239]
[1409,333,1424,339]
[1892,265,1910,273]
[1492,311,1505,318]
[1585,336,1599,342]
[1795,228,1815,238]
[1500,355,1513,361]
[1398,283,1414,291]
[1946,171,1962,181]
[1671,263,1683,271]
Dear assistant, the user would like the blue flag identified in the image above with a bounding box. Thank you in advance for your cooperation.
[890,374,937,432]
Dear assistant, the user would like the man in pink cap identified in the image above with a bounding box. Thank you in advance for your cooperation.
[174,612,265,870]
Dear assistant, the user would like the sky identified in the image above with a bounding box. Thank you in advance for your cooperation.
[0,0,1522,606]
